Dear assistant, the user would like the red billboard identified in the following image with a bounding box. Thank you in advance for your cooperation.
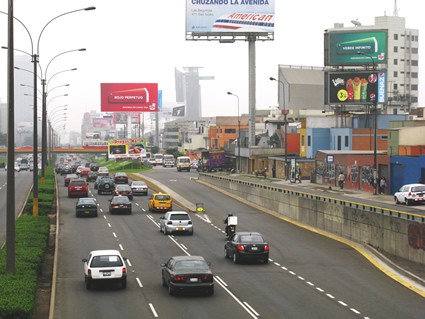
[101,83,158,112]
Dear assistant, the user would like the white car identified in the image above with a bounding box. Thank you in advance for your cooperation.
[130,181,148,196]
[159,211,193,235]
[82,249,127,289]
[394,183,425,206]
[98,166,109,176]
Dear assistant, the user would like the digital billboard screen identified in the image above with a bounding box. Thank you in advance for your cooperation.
[101,83,158,112]
[325,30,387,66]
[186,0,275,34]
[326,71,386,105]
[108,138,146,159]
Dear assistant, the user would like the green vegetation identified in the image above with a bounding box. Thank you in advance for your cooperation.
[0,166,54,318]
[96,156,151,174]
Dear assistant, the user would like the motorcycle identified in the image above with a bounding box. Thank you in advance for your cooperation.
[224,214,238,240]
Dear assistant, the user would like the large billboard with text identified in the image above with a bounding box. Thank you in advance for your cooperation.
[101,83,158,112]
[324,30,387,66]
[108,138,146,159]
[186,0,275,34]
[325,71,386,105]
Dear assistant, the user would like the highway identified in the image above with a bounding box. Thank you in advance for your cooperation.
[52,166,425,319]
[0,167,33,245]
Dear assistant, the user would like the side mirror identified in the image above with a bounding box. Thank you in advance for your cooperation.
[159,216,164,220]
[82,258,87,263]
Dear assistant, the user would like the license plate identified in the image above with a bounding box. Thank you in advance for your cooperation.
[84,211,90,214]
[103,272,111,276]
[251,247,258,251]
[177,227,183,231]
[190,277,198,282]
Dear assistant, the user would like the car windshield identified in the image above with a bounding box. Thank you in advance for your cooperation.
[156,195,170,200]
[174,260,209,271]
[412,186,425,192]
[239,234,264,243]
[179,158,190,163]
[71,180,85,186]
[90,255,123,267]
[170,214,190,221]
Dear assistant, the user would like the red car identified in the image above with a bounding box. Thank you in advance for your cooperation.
[68,179,89,198]
[79,167,91,177]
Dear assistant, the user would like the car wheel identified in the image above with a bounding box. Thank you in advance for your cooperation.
[263,256,269,264]
[189,229,194,236]
[405,198,410,206]
[224,247,229,258]
[121,277,127,289]
[168,282,174,295]
[208,286,214,295]
[97,190,101,195]
[162,275,167,287]
[163,227,168,235]
[85,277,92,290]
[233,252,239,264]
[395,197,400,204]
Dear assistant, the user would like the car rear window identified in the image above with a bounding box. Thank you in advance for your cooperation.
[113,197,130,204]
[240,235,264,243]
[79,199,95,205]
[170,214,190,221]
[156,195,170,200]
[174,260,208,271]
[91,255,123,267]
[412,186,425,192]
[71,180,85,186]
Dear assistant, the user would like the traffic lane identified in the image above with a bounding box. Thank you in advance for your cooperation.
[0,169,33,244]
[54,180,157,319]
[141,169,425,317]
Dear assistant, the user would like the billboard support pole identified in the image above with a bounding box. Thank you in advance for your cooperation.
[248,35,256,147]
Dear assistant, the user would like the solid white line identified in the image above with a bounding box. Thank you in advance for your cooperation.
[136,277,143,288]
[119,244,124,251]
[180,243,188,250]
[243,302,260,317]
[149,303,158,318]
[214,276,228,287]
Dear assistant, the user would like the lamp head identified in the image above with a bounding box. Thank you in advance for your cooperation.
[270,77,276,81]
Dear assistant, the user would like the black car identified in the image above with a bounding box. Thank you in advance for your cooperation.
[97,177,115,195]
[76,197,98,217]
[161,256,214,296]
[109,196,132,214]
[60,166,72,176]
[112,184,133,200]
[224,232,269,264]
[89,163,99,172]
[114,172,129,184]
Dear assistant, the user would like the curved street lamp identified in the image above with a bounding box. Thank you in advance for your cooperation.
[227,92,241,173]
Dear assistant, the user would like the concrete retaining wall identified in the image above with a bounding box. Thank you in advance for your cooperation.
[199,174,425,265]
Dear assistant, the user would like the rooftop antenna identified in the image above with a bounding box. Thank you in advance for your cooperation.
[351,19,362,27]
[393,0,399,16]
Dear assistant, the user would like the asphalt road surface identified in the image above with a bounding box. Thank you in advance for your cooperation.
[52,165,425,319]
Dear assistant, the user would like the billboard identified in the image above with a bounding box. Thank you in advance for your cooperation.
[101,83,158,112]
[326,71,386,105]
[92,117,112,129]
[172,105,185,117]
[108,138,146,159]
[186,0,275,34]
[325,30,387,66]
[113,113,141,124]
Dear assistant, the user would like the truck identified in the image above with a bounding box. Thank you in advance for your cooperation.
[197,150,233,172]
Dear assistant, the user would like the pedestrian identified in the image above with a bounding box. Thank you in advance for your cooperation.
[297,167,302,183]
[379,177,386,194]
[338,172,345,189]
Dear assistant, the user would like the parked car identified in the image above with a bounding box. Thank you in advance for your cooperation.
[109,195,132,214]
[148,193,172,213]
[394,183,425,206]
[113,184,133,200]
[68,179,89,198]
[82,249,127,289]
[159,211,193,235]
[161,256,214,296]
[114,172,129,184]
[224,232,269,264]
[64,173,78,187]
[130,181,148,196]
[76,197,98,217]
[97,177,115,195]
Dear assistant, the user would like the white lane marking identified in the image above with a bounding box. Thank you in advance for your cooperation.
[297,276,305,281]
[168,236,190,256]
[326,294,335,299]
[141,208,146,212]
[180,243,188,250]
[214,276,228,287]
[103,215,107,220]
[316,287,324,292]
[274,262,280,266]
[113,232,117,238]
[107,223,111,228]
[338,301,348,307]
[119,244,124,251]
[289,271,296,276]
[148,303,158,318]
[196,213,211,223]
[100,208,103,213]
[135,203,139,206]
[136,277,143,288]
[126,259,132,267]
[350,308,361,314]
[243,302,260,317]
[307,281,314,286]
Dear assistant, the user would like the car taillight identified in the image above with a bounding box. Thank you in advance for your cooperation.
[264,245,270,251]
[172,275,187,282]
[237,245,245,251]
[201,275,213,282]
[88,269,91,276]
[122,267,127,274]
[188,221,192,225]
[408,192,412,196]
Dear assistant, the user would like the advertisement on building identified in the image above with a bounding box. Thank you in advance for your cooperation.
[324,30,387,66]
[113,113,141,124]
[186,0,275,34]
[92,117,113,129]
[326,71,386,105]
[101,83,158,112]
[172,105,185,117]
[108,138,146,159]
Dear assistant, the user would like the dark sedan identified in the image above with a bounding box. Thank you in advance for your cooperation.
[161,256,214,296]
[109,196,132,215]
[64,173,79,187]
[76,197,98,217]
[224,232,269,264]
[114,172,129,184]
[113,184,133,200]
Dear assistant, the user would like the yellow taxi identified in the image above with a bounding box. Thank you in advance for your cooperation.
[148,192,172,213]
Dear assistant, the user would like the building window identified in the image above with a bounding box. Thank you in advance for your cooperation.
[394,46,398,53]
[344,136,349,147]
[412,72,418,78]
[412,48,418,54]
[394,83,398,90]
[412,84,418,90]
[224,128,236,134]
[411,60,418,66]
[394,34,398,40]
[307,135,311,147]
[393,71,398,77]
[301,135,305,146]
[393,59,398,65]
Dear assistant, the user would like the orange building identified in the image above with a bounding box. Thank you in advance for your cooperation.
[351,128,388,151]
[209,116,249,150]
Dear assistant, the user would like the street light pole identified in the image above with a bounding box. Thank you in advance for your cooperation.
[270,77,288,180]
[227,92,241,173]
[357,51,378,195]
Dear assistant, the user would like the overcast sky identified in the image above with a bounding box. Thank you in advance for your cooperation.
[0,0,423,133]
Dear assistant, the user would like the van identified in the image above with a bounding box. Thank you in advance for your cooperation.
[153,153,163,166]
[163,154,175,167]
[176,156,191,172]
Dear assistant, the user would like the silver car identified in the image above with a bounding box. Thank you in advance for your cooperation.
[159,211,193,235]
[130,181,148,196]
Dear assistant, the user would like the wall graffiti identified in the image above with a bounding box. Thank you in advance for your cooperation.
[408,223,425,250]
[361,166,375,185]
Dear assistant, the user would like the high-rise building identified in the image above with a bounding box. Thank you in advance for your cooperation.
[175,67,202,119]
